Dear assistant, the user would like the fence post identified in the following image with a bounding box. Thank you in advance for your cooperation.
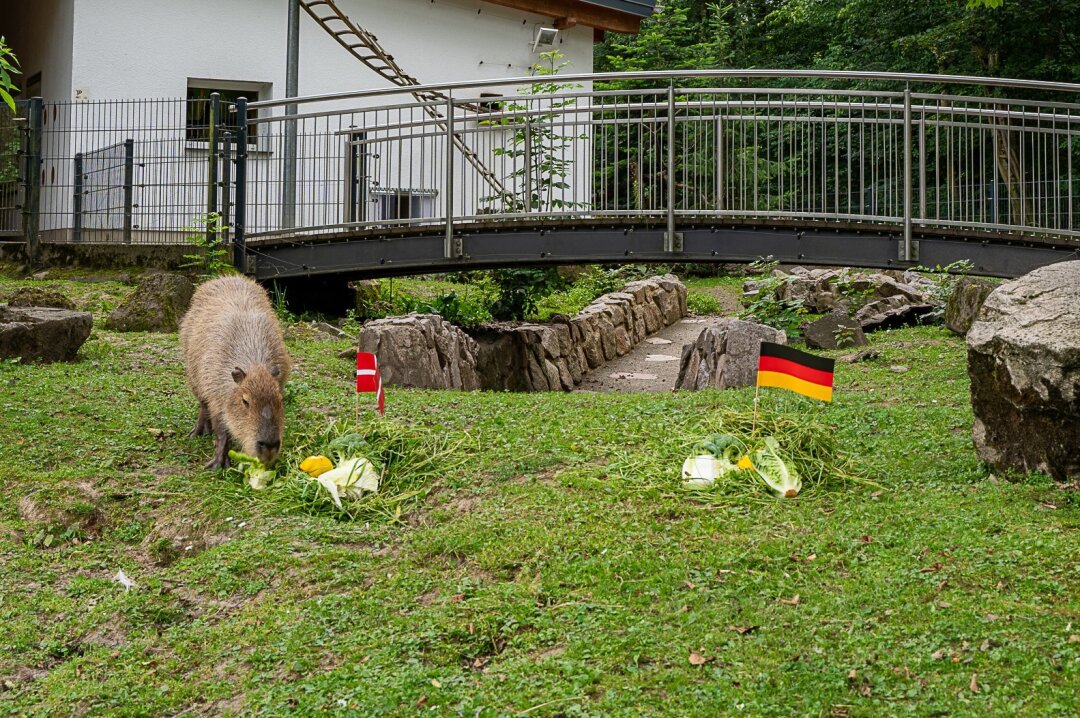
[220,131,233,249]
[665,81,681,253]
[73,152,83,242]
[444,94,456,259]
[23,97,43,267]
[902,85,914,262]
[233,97,248,272]
[122,138,134,244]
[206,92,220,242]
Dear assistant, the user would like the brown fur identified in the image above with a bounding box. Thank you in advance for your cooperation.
[179,276,291,468]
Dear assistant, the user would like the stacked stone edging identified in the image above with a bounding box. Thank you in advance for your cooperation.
[358,275,687,392]
[469,274,687,391]
[358,313,481,390]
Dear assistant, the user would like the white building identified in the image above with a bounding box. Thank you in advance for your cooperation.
[5,1,653,243]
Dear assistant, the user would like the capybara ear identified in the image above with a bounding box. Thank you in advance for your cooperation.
[232,367,246,384]
[270,366,280,378]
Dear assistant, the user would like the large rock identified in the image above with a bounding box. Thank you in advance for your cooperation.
[105,273,194,332]
[967,261,1080,481]
[853,295,935,331]
[801,311,868,350]
[945,277,996,335]
[675,319,787,390]
[744,267,944,324]
[3,286,76,310]
[0,306,93,363]
[359,313,480,390]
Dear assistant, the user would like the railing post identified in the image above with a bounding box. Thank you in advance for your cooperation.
[523,121,533,214]
[72,152,83,243]
[902,85,914,262]
[715,115,724,212]
[444,94,456,259]
[122,138,134,244]
[207,92,220,240]
[233,97,248,272]
[23,97,43,267]
[665,81,681,253]
[918,115,926,223]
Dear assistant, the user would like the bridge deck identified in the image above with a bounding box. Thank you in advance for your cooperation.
[246,217,1080,281]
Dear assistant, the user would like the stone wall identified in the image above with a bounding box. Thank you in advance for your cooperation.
[469,274,687,391]
[360,274,688,392]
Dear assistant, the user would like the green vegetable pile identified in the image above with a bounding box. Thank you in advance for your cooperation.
[681,408,874,498]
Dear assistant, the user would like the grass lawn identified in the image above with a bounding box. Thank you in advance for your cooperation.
[0,272,1077,717]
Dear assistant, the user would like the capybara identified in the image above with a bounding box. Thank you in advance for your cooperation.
[179,275,292,469]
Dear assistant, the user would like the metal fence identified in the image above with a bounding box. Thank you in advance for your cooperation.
[0,96,239,246]
[4,69,1079,264]
[0,105,20,236]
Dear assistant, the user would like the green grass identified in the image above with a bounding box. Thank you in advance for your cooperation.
[0,273,1077,716]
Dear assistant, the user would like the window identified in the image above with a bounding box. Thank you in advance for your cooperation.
[186,81,269,143]
[371,189,438,222]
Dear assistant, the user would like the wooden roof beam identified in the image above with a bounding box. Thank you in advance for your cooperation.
[480,0,643,34]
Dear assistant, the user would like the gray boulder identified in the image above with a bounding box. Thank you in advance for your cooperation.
[105,273,194,332]
[967,261,1080,481]
[801,311,868,350]
[0,306,93,363]
[359,313,480,390]
[945,277,996,335]
[676,319,787,390]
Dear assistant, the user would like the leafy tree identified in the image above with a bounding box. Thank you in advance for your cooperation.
[484,51,588,213]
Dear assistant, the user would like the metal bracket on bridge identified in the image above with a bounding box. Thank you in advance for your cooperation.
[664,232,684,253]
[899,239,920,263]
[446,235,464,259]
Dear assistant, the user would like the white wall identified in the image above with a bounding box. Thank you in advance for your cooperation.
[23,0,598,240]
[69,0,594,102]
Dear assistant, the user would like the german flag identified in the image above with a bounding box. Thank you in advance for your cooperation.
[756,342,835,402]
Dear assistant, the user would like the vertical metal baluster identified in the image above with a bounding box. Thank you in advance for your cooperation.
[444,94,455,258]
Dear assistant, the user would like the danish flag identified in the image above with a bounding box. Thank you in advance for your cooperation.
[356,351,385,416]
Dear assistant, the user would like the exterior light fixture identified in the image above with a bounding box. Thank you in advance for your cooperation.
[532,26,558,52]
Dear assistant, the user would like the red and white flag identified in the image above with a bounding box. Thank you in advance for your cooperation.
[356,351,385,416]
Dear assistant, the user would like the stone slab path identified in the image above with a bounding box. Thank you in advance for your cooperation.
[576,316,716,393]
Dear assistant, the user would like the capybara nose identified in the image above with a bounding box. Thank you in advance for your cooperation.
[257,440,281,463]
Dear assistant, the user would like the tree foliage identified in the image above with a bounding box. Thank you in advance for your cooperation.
[596,0,1080,86]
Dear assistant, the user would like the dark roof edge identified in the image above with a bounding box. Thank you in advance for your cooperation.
[579,0,657,18]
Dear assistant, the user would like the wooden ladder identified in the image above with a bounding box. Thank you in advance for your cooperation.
[300,0,508,197]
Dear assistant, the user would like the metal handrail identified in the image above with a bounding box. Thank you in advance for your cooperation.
[247,69,1080,111]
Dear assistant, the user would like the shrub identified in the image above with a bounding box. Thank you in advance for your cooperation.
[533,266,619,320]
[738,258,807,337]
[489,268,563,321]
[686,291,723,315]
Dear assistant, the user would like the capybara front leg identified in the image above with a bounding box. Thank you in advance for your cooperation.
[190,401,212,437]
[206,423,230,470]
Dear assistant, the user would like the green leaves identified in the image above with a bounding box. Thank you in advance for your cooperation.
[0,37,20,113]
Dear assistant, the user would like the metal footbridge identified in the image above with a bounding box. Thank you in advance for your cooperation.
[225,69,1080,279]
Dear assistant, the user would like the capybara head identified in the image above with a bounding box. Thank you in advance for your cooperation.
[226,365,285,466]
